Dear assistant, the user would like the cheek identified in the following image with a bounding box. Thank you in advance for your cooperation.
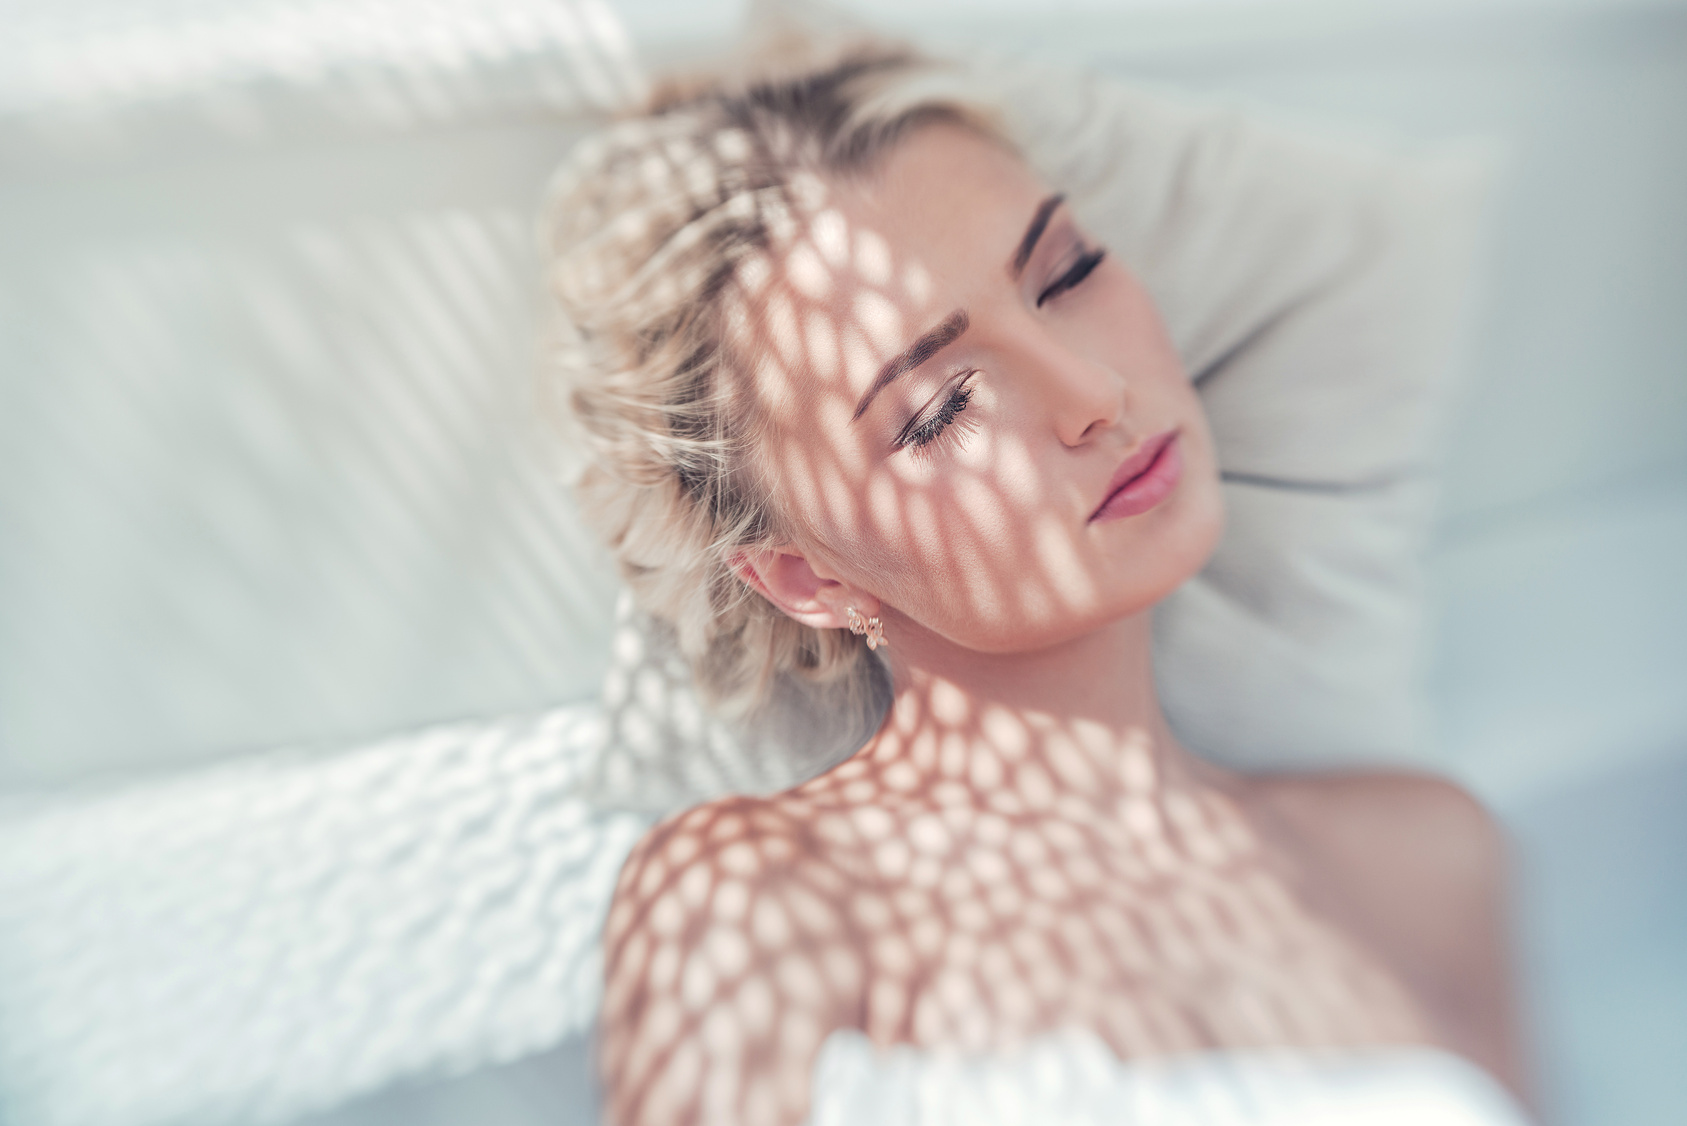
[889,413,1223,649]
[757,327,1223,651]
[1162,465,1227,582]
[866,437,1087,640]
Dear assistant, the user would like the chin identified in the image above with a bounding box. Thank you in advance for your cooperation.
[1175,478,1227,577]
[1086,483,1226,626]
[959,544,1215,654]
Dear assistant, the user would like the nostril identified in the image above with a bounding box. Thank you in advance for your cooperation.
[1064,380,1126,448]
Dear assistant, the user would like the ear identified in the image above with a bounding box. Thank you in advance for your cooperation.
[733,547,880,631]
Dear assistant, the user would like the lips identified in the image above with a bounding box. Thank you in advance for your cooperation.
[1089,430,1182,523]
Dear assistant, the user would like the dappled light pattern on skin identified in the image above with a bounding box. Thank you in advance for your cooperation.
[555,79,1437,1126]
[716,168,1213,654]
[600,707,1429,1126]
[547,79,1225,716]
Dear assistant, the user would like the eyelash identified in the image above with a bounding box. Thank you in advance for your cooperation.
[1037,246,1106,307]
[897,373,976,456]
[888,244,1104,459]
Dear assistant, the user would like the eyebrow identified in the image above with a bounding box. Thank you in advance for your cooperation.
[1011,193,1065,278]
[851,308,969,422]
[848,193,1067,424]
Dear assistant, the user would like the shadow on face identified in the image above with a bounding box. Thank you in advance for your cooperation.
[720,124,1225,656]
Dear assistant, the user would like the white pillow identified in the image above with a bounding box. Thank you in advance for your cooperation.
[1001,63,1490,769]
[592,53,1489,804]
[0,0,641,786]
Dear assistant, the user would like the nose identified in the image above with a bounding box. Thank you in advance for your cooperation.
[1013,321,1126,448]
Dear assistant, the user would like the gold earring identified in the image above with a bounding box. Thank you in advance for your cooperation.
[845,606,887,651]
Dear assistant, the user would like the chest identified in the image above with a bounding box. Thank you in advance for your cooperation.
[821,797,1427,1058]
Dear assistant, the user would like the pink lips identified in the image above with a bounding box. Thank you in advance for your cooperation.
[1089,430,1182,523]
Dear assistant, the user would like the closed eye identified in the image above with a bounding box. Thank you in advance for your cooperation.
[895,371,978,455]
[1037,247,1106,307]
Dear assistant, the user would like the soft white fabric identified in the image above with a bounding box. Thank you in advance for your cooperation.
[600,51,1491,806]
[808,1029,1531,1126]
[0,0,643,159]
[0,705,647,1126]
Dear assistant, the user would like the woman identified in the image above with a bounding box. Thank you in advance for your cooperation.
[545,46,1527,1126]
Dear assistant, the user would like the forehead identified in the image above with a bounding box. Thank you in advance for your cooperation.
[835,123,1045,258]
[725,125,1044,420]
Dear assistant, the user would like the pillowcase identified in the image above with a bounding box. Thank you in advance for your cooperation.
[589,50,1489,804]
[1000,61,1489,770]
[0,0,642,787]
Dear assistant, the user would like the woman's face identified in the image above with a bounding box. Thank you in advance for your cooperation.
[729,123,1223,654]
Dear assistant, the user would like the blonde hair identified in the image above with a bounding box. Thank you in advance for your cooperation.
[542,44,1006,714]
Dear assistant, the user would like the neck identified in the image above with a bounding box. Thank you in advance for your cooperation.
[858,611,1221,796]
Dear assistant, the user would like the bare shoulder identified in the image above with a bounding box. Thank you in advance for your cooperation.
[599,794,866,1126]
[602,794,847,979]
[604,795,811,947]
[1249,769,1526,1095]
[1252,769,1506,905]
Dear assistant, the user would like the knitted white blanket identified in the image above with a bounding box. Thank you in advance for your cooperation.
[0,705,645,1126]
